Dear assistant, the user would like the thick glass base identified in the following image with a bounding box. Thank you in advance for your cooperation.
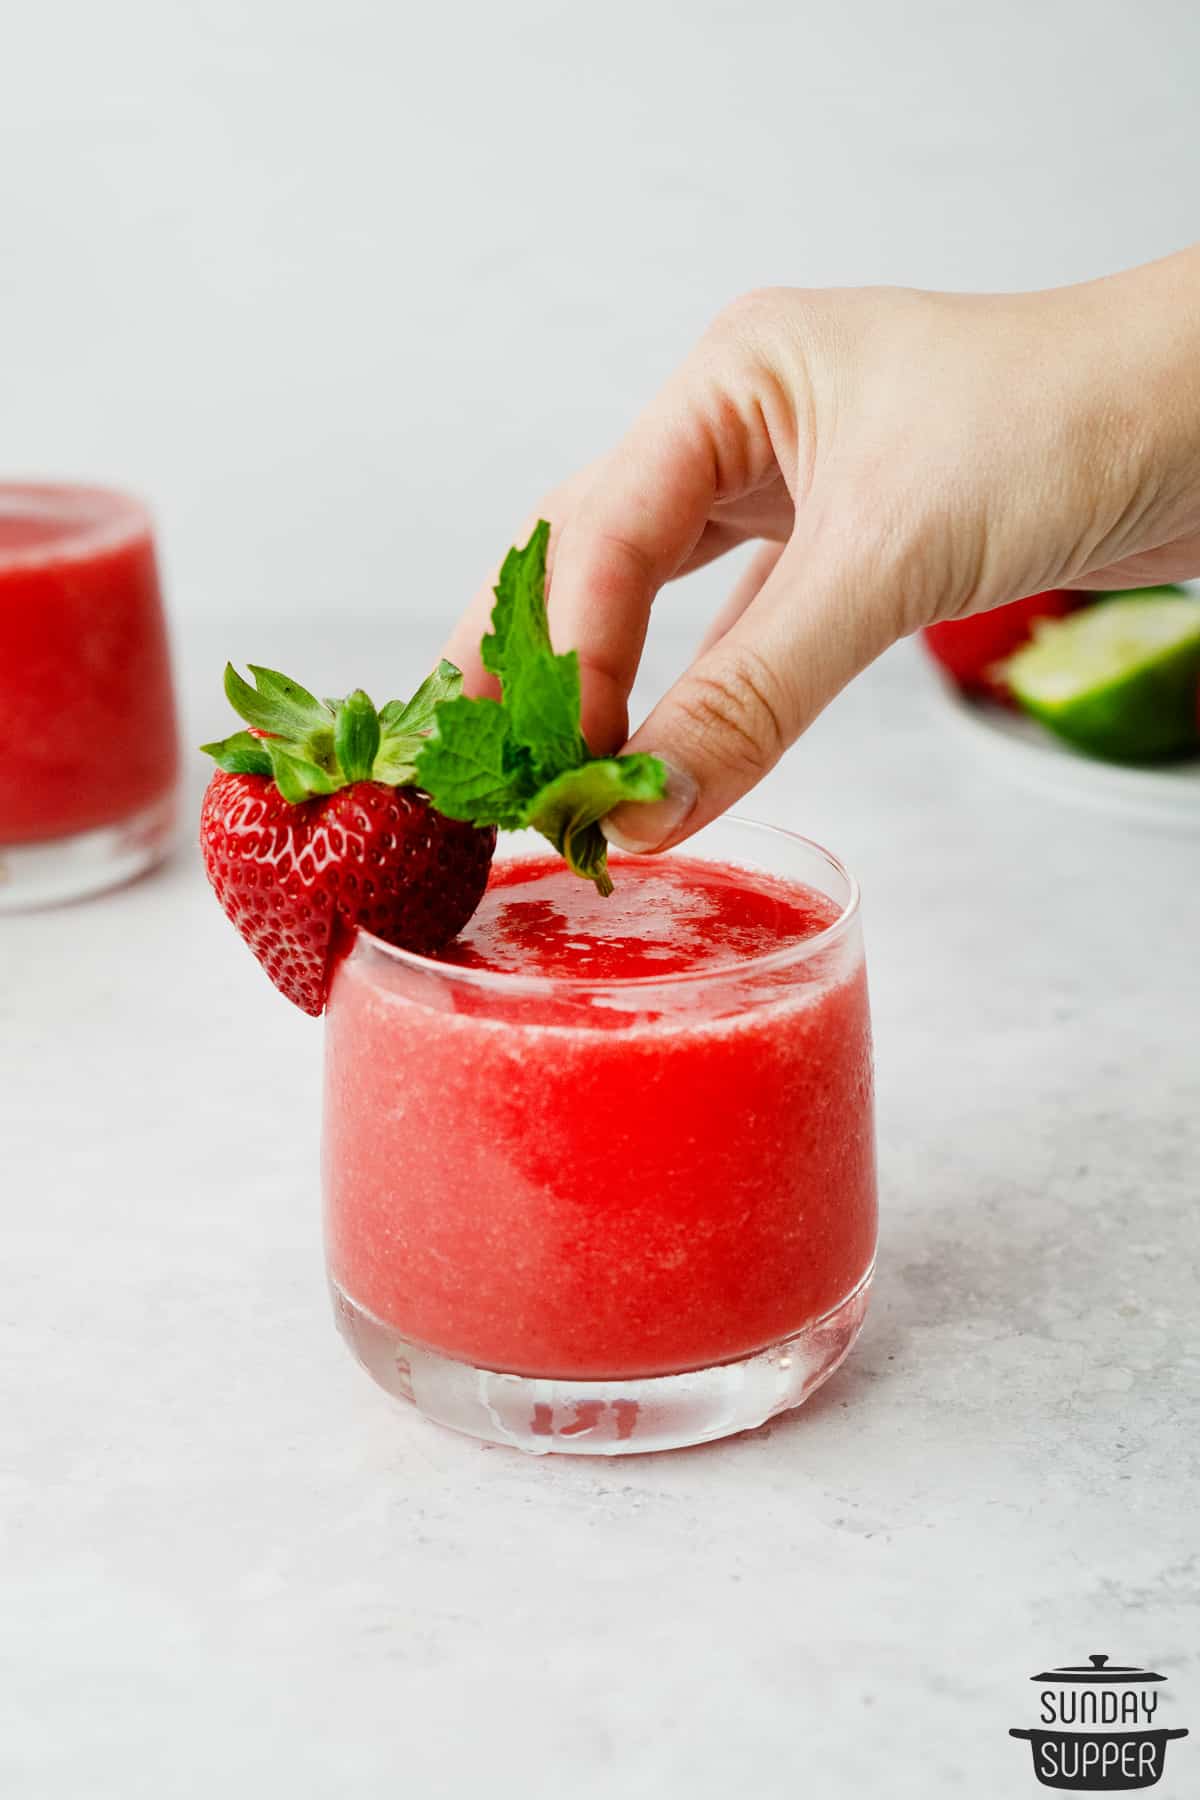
[331,1267,873,1455]
[0,789,179,912]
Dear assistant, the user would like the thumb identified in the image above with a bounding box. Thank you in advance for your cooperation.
[602,534,898,851]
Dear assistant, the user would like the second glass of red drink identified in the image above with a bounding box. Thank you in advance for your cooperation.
[0,482,179,909]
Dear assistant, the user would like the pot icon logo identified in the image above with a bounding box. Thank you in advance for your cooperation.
[1010,1654,1189,1791]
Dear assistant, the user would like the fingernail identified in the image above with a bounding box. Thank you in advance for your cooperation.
[601,760,699,853]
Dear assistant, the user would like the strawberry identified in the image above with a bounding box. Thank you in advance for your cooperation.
[200,662,495,1014]
[922,590,1081,702]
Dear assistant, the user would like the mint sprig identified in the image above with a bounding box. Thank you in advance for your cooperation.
[201,660,463,799]
[415,521,666,895]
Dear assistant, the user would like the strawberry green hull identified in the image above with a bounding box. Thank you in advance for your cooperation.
[323,856,876,1382]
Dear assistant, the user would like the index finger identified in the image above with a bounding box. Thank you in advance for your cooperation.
[544,399,720,751]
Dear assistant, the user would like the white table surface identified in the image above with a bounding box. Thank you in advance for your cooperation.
[4,617,1198,1797]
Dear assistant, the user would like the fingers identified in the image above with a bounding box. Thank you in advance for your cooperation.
[603,532,898,851]
[444,499,769,709]
[695,540,786,656]
[443,298,797,747]
[441,581,503,699]
[543,401,728,753]
[671,519,757,581]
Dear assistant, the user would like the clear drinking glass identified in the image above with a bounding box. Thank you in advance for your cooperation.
[324,817,876,1455]
[0,482,180,909]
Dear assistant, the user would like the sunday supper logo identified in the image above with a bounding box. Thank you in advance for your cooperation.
[1009,1654,1189,1791]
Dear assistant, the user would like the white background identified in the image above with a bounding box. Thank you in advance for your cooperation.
[3,0,1199,643]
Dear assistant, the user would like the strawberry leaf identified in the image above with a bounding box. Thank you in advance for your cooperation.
[378,660,462,739]
[204,661,468,803]
[200,730,274,778]
[225,664,332,737]
[265,741,338,803]
[334,690,382,783]
[370,743,421,787]
[372,660,462,786]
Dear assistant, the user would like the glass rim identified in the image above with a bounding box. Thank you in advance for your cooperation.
[355,816,861,996]
[0,480,152,572]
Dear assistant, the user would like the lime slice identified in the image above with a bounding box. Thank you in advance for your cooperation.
[1004,590,1200,761]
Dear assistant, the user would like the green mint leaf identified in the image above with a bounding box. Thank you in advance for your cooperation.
[480,523,551,686]
[557,824,611,893]
[523,756,667,895]
[415,522,666,890]
[508,647,585,786]
[482,523,585,782]
[200,730,274,778]
[414,694,531,828]
[334,690,381,783]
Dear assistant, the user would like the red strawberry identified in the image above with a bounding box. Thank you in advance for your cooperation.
[922,591,1080,702]
[200,662,494,1014]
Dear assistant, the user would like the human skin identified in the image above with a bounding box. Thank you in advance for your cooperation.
[444,247,1200,848]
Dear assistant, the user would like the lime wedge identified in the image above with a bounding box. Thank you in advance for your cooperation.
[1003,590,1200,761]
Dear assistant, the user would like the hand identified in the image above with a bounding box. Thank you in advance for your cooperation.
[444,249,1200,849]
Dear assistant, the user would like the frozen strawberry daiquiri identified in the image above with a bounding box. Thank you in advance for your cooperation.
[0,483,179,908]
[199,524,876,1454]
[325,819,876,1454]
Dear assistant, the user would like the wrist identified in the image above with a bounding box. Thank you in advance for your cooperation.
[1059,249,1200,576]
